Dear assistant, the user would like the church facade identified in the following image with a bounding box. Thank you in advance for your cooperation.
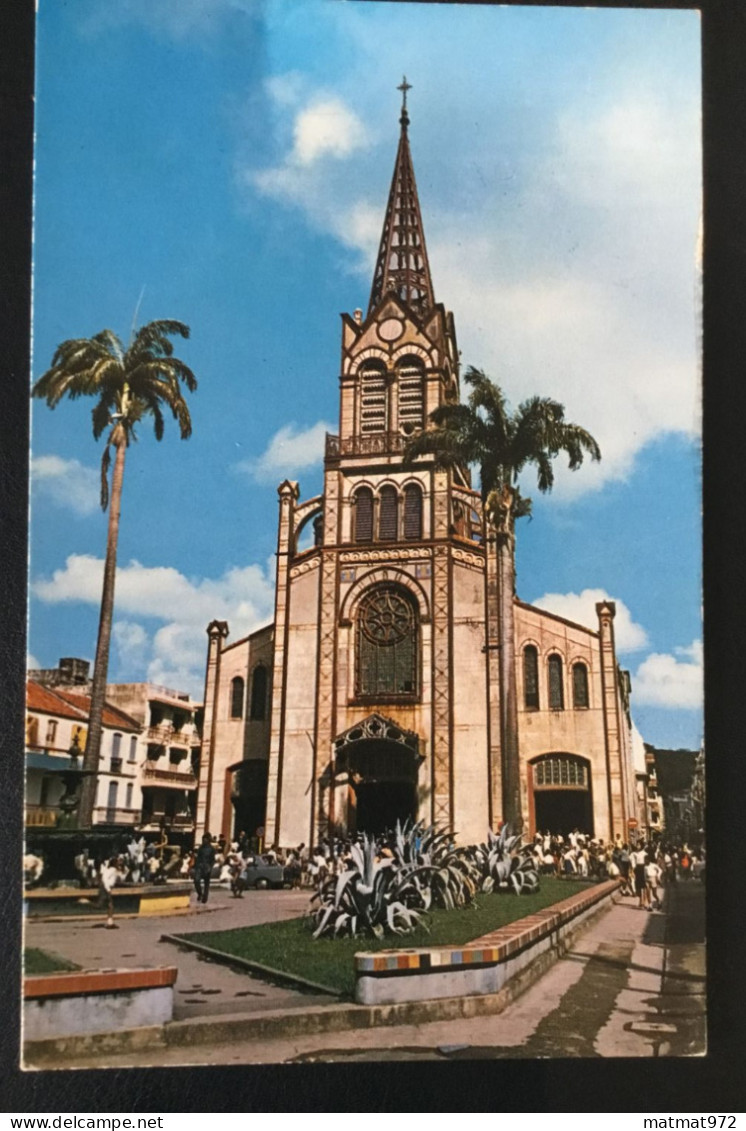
[196,97,638,850]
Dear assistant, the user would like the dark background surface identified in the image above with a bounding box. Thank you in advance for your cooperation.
[2,0,745,1113]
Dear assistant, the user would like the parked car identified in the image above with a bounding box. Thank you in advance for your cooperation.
[240,855,287,890]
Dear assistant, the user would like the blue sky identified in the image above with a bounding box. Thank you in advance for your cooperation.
[29,0,702,752]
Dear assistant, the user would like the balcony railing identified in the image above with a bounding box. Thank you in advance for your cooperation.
[94,807,140,826]
[146,724,192,747]
[325,431,408,459]
[25,805,60,827]
[142,763,198,789]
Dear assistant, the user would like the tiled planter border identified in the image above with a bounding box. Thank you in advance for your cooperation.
[354,879,620,1005]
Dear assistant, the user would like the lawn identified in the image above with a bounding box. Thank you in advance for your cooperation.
[183,877,592,998]
[24,948,80,976]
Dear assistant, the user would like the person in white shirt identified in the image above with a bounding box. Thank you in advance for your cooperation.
[99,857,122,926]
[631,845,649,908]
[645,857,662,910]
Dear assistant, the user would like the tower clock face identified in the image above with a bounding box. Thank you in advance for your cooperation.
[377,317,404,342]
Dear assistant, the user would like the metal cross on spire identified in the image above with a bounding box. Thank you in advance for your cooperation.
[398,76,412,126]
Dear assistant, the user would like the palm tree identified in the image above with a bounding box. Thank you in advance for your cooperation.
[404,366,600,833]
[32,320,198,827]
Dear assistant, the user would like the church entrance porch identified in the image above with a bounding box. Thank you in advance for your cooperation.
[332,714,422,837]
[529,754,594,838]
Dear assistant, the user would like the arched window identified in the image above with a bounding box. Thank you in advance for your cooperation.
[230,676,245,719]
[572,662,589,709]
[111,732,122,760]
[250,666,267,721]
[129,735,138,761]
[403,483,423,540]
[378,485,399,541]
[360,362,387,434]
[524,646,539,709]
[548,654,564,710]
[125,782,134,810]
[353,487,374,543]
[356,585,418,698]
[397,358,424,435]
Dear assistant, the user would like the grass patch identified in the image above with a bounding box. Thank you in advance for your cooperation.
[24,948,80,976]
[182,877,592,998]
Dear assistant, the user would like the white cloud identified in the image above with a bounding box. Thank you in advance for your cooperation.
[630,720,647,774]
[236,420,333,483]
[530,588,649,653]
[112,621,149,668]
[31,455,100,517]
[631,640,703,709]
[293,98,368,166]
[27,654,40,673]
[33,555,275,697]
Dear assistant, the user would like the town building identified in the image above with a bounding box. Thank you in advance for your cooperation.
[27,659,202,841]
[104,683,203,841]
[25,677,142,831]
[197,94,640,849]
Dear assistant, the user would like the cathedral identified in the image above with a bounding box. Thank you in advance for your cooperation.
[196,92,638,850]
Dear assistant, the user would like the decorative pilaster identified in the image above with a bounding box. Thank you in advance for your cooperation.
[195,619,229,839]
[597,600,626,840]
[431,544,452,828]
[484,531,502,828]
[264,480,299,846]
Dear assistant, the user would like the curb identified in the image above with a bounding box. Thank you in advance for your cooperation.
[160,933,342,998]
[24,888,617,1065]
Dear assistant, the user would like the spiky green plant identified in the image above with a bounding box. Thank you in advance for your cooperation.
[475,826,541,895]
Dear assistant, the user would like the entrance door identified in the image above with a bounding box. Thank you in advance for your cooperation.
[534,789,592,837]
[355,779,416,835]
[346,738,418,835]
[530,754,593,837]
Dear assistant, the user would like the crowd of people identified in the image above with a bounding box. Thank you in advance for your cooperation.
[24,824,705,920]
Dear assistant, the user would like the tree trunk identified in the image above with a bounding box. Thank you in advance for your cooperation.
[496,522,523,834]
[77,437,126,827]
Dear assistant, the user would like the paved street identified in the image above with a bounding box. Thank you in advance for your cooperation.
[24,880,705,1065]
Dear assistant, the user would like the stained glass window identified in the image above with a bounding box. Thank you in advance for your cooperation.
[524,645,539,709]
[534,756,588,788]
[357,586,418,698]
[548,654,564,710]
[230,677,245,719]
[572,662,589,709]
[250,667,267,720]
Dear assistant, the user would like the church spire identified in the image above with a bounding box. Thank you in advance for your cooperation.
[367,77,435,317]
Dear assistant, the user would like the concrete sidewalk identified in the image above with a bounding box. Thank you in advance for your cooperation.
[25,886,333,1023]
[24,880,706,1065]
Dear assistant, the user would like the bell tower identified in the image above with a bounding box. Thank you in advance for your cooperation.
[264,82,491,848]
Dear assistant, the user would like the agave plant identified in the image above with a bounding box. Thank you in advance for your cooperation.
[311,833,428,939]
[475,826,541,895]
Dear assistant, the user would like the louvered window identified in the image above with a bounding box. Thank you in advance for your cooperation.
[403,484,423,540]
[354,488,374,543]
[548,654,564,710]
[357,586,418,698]
[397,360,424,435]
[524,646,539,709]
[360,365,387,434]
[378,485,399,541]
[572,663,589,709]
